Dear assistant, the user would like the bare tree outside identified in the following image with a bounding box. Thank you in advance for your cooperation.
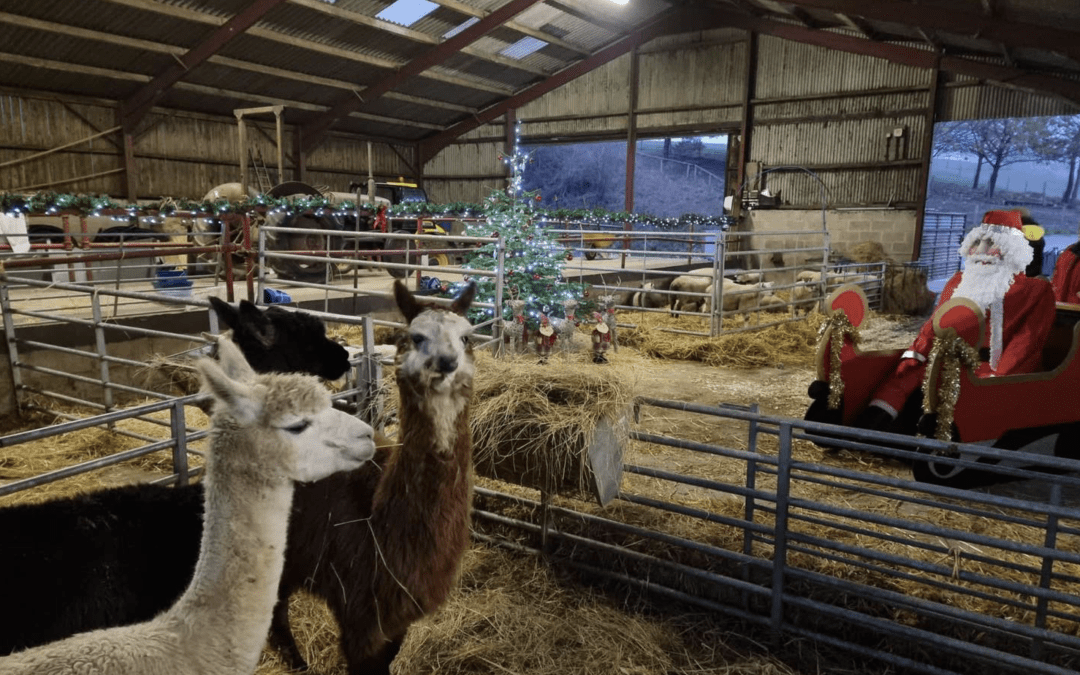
[521,136,727,219]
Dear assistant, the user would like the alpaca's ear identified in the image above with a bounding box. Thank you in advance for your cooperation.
[196,352,260,425]
[394,280,423,323]
[209,297,238,330]
[238,300,275,348]
[450,281,477,316]
[215,337,258,382]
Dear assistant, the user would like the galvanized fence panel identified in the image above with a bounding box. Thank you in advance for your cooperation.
[473,398,1080,675]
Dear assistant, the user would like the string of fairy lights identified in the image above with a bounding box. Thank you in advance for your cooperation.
[0,192,732,231]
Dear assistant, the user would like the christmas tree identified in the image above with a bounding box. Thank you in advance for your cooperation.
[453,138,591,329]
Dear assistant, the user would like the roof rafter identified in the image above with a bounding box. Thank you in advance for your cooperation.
[776,0,1080,64]
[101,0,515,97]
[543,0,629,37]
[300,0,546,151]
[427,0,591,56]
[0,10,476,117]
[0,50,436,138]
[712,7,1080,108]
[119,0,288,130]
[419,5,718,159]
[289,0,550,78]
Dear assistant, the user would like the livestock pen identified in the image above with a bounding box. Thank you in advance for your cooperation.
[0,233,1076,675]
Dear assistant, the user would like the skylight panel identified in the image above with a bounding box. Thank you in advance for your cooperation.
[376,0,437,27]
[500,36,547,60]
[443,17,480,39]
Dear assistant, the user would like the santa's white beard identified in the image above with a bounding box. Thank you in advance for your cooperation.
[952,256,1020,311]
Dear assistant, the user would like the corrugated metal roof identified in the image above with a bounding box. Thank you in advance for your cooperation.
[0,0,1074,150]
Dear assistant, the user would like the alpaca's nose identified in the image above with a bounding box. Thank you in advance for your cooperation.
[435,355,458,374]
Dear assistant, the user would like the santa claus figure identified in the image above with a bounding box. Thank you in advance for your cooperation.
[591,311,612,364]
[856,209,1055,432]
[535,313,557,363]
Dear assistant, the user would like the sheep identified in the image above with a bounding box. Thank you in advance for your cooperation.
[0,299,359,656]
[629,281,668,309]
[669,273,714,314]
[0,339,376,675]
[701,278,765,314]
[268,279,477,674]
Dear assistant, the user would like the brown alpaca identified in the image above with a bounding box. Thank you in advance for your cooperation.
[270,279,476,674]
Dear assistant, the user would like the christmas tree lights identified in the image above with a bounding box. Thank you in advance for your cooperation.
[450,130,591,329]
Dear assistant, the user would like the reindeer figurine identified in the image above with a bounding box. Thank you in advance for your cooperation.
[599,294,618,352]
[504,298,528,354]
[551,298,579,358]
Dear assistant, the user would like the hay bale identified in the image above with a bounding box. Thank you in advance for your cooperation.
[882,264,937,316]
[470,351,635,503]
[846,241,892,264]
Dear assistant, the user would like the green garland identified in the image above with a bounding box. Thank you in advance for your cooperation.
[0,190,734,229]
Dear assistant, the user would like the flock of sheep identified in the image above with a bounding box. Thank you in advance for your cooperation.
[624,267,881,318]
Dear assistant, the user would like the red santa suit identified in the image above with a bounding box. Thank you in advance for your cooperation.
[867,210,1055,418]
[1052,244,1080,304]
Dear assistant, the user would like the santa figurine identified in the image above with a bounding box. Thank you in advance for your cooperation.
[856,209,1055,432]
[535,313,557,363]
[591,310,612,364]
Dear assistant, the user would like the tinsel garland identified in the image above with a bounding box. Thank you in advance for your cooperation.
[0,191,734,230]
[921,334,981,441]
[817,312,860,410]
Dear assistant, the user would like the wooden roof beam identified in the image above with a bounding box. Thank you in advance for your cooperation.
[713,7,1080,108]
[837,13,878,40]
[101,0,515,97]
[289,0,549,77]
[776,0,1080,63]
[119,0,288,130]
[0,10,476,117]
[419,6,711,159]
[300,0,546,151]
[427,0,591,56]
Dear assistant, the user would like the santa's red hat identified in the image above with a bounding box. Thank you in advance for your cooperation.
[981,209,1025,236]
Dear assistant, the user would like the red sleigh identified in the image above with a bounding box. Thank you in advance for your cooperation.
[804,284,1080,489]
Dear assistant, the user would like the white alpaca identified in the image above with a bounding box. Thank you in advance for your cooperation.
[0,340,376,675]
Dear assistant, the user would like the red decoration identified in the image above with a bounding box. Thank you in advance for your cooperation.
[535,194,542,201]
[566,252,573,261]
[533,274,541,280]
[584,290,590,298]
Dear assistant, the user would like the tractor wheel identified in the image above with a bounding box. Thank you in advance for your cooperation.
[384,229,413,278]
[269,214,342,281]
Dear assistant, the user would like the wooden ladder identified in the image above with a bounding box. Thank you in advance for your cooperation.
[248,148,273,194]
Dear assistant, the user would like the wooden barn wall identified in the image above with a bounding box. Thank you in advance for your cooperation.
[424,121,509,203]
[425,34,938,206]
[0,90,412,201]
[748,36,932,208]
[939,77,1076,122]
[0,93,125,197]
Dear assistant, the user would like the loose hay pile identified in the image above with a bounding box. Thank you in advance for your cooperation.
[255,543,804,675]
[617,310,822,368]
[470,351,637,498]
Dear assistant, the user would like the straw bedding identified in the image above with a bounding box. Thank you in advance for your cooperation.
[4,310,1073,673]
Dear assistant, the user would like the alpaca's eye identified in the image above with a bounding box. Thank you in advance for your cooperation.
[461,336,470,346]
[411,333,425,345]
[283,420,311,434]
